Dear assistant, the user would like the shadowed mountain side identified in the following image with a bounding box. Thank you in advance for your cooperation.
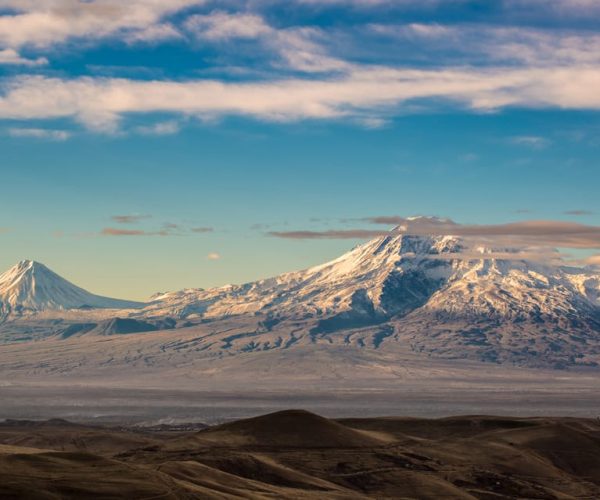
[70,317,176,337]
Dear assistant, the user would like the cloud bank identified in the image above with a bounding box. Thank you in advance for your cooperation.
[1,65,600,132]
[270,217,600,250]
[1,1,600,134]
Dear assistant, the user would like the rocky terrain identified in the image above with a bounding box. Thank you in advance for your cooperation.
[1,409,599,499]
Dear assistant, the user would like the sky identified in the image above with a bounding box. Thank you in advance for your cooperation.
[0,0,599,300]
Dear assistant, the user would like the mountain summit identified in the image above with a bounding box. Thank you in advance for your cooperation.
[144,232,600,324]
[140,232,600,367]
[0,260,144,317]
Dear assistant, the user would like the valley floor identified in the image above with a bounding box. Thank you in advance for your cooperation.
[1,342,599,426]
[1,375,600,426]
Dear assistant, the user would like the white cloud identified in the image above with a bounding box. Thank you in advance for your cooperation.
[124,23,182,44]
[185,12,271,41]
[300,0,600,13]
[401,23,455,38]
[189,14,600,80]
[1,65,600,132]
[135,120,180,135]
[2,5,600,135]
[505,0,600,16]
[511,135,550,149]
[274,28,350,73]
[186,12,348,73]
[0,0,205,49]
[7,127,71,140]
[207,252,221,260]
[294,0,462,5]
[357,116,388,128]
[0,48,47,66]
[371,23,600,67]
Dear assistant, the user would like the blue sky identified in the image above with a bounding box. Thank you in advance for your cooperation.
[1,0,599,299]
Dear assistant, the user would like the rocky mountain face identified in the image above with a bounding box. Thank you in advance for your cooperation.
[1,230,599,369]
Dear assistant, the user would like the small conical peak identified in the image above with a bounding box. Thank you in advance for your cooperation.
[0,259,145,311]
[10,260,49,274]
[0,260,50,286]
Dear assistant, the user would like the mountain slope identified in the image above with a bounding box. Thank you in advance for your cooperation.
[142,232,463,322]
[143,229,600,328]
[137,226,600,368]
[0,260,144,317]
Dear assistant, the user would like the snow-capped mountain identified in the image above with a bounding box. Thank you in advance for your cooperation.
[142,233,463,320]
[135,227,600,367]
[0,260,144,317]
[143,229,599,326]
[2,227,599,369]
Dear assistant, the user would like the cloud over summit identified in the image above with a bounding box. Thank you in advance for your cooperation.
[270,217,600,250]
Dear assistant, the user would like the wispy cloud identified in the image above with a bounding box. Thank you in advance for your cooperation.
[294,0,461,6]
[459,153,479,162]
[271,217,600,249]
[269,229,387,239]
[2,2,600,136]
[504,0,600,17]
[0,48,47,66]
[135,120,180,135]
[511,135,550,149]
[101,227,175,237]
[185,12,271,41]
[2,64,600,132]
[7,127,71,140]
[0,1,205,49]
[124,23,182,44]
[103,219,213,236]
[371,23,600,67]
[185,12,348,74]
[207,252,221,260]
[110,214,152,224]
[101,228,150,236]
[564,210,594,216]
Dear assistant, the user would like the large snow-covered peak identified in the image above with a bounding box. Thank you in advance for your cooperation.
[142,232,467,320]
[0,260,145,316]
[142,228,600,332]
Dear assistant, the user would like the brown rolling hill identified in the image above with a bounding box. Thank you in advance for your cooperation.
[0,410,599,499]
[184,409,392,448]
